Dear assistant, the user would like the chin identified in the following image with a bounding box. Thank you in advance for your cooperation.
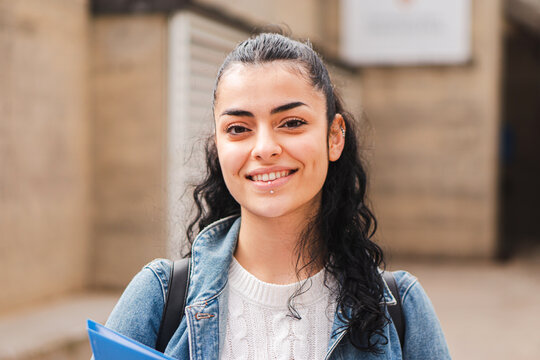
[240,199,295,219]
[245,206,290,219]
[241,196,318,221]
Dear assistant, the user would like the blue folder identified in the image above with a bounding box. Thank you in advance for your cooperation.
[87,319,176,360]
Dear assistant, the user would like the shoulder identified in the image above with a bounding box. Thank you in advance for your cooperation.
[142,258,173,298]
[104,258,173,347]
[390,270,421,304]
[389,270,436,316]
[390,270,451,359]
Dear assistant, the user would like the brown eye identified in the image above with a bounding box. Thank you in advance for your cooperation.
[227,125,250,135]
[280,118,306,129]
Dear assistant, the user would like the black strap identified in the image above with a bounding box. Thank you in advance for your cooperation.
[382,271,405,348]
[155,258,190,353]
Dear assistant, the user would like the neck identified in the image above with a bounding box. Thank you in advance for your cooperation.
[234,209,321,284]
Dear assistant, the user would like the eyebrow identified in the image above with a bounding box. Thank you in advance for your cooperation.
[220,101,307,117]
[270,101,307,114]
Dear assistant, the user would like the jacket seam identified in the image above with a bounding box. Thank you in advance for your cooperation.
[191,215,239,249]
[185,282,228,360]
[187,279,228,308]
[145,265,168,304]
[324,330,347,360]
[401,278,418,304]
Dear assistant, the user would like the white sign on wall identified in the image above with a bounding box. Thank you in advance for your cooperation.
[340,0,471,65]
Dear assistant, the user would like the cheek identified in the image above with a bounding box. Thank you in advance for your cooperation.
[217,141,247,179]
[287,131,329,165]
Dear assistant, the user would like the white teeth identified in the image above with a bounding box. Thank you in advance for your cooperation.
[251,170,291,181]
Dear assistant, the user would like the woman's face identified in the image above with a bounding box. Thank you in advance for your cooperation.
[214,62,344,221]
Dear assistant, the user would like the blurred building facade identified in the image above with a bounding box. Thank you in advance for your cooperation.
[1,0,539,359]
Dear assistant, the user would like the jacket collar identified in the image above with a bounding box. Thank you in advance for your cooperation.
[186,215,240,305]
[186,215,396,305]
[324,275,396,359]
[183,216,240,360]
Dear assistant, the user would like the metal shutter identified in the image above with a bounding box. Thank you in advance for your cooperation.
[167,11,246,254]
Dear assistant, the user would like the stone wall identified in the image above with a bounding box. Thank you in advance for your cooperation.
[192,0,340,55]
[0,0,90,313]
[363,0,503,257]
[91,15,168,288]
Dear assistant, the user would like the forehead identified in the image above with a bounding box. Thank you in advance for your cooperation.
[222,60,309,81]
[214,62,325,111]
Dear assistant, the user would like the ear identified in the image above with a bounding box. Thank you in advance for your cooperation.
[328,114,346,162]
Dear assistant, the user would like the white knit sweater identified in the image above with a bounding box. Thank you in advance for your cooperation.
[220,258,337,360]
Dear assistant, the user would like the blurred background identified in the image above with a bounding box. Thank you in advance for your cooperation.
[1,0,539,359]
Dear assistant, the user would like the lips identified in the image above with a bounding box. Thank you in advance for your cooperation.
[246,169,297,182]
[245,167,298,192]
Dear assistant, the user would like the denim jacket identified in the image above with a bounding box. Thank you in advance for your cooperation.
[104,216,451,359]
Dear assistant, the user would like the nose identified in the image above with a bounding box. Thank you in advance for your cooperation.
[251,129,282,160]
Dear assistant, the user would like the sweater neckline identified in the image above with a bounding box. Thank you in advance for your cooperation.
[228,257,331,308]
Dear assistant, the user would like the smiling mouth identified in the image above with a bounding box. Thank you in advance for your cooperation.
[246,169,297,182]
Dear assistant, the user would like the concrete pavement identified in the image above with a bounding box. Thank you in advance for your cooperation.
[389,252,540,360]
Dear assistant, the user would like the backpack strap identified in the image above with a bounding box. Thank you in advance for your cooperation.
[155,258,190,353]
[382,271,405,349]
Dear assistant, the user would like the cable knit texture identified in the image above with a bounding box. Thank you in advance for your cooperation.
[220,258,337,360]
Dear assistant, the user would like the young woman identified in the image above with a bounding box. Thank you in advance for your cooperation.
[104,33,451,359]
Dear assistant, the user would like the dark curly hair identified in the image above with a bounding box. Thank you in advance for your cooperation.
[186,33,388,353]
